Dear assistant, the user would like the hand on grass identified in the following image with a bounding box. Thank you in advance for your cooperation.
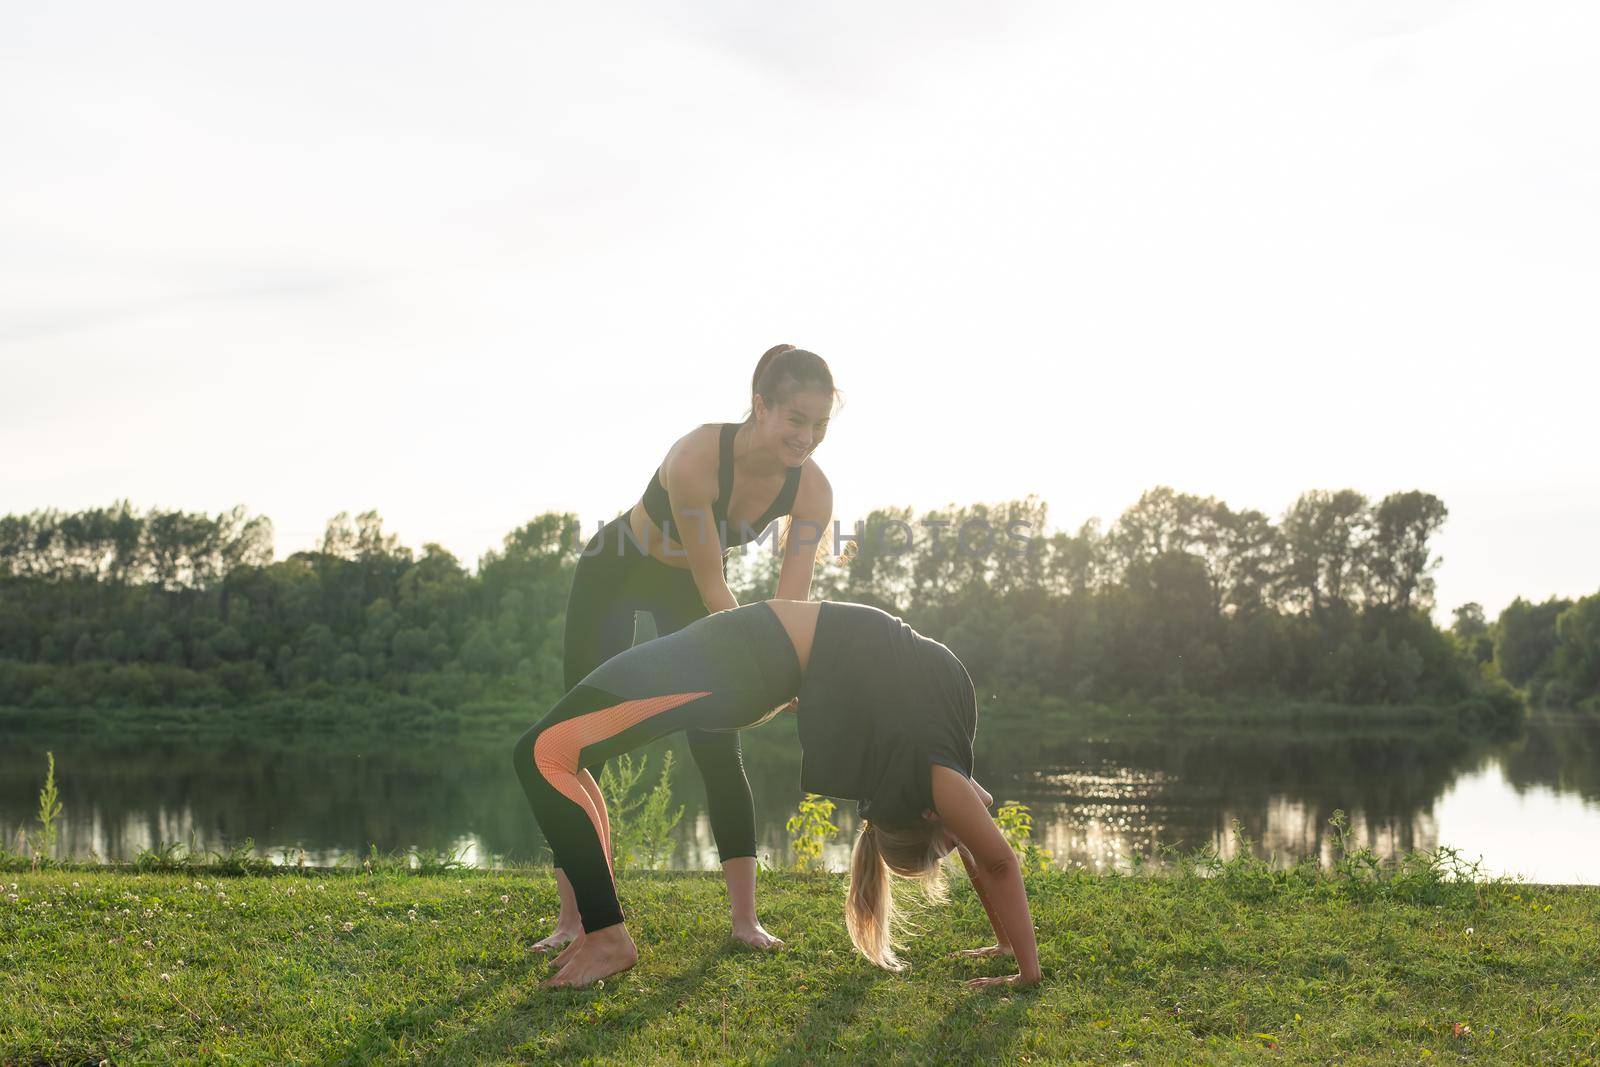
[953,944,1012,959]
[964,972,1041,991]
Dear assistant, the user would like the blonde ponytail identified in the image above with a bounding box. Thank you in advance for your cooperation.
[847,822,901,970]
[845,820,952,971]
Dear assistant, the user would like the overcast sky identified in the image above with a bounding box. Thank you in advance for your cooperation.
[3,0,1596,618]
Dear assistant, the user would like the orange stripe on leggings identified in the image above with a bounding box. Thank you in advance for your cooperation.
[532,691,711,850]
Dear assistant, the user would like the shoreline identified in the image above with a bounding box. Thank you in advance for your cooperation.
[0,689,1534,742]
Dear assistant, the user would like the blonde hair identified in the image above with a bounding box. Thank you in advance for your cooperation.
[845,820,950,971]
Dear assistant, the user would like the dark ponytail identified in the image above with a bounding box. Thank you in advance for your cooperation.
[746,344,840,423]
[752,344,797,398]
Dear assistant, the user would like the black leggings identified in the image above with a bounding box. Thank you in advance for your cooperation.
[516,603,801,931]
[561,513,758,861]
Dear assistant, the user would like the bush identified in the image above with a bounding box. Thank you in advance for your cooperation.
[786,794,840,872]
[1455,680,1523,734]
[598,751,685,872]
[995,800,1054,876]
[0,660,50,704]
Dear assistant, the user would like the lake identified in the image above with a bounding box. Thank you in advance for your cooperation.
[4,707,1598,883]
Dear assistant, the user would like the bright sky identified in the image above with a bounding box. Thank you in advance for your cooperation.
[3,1,1596,619]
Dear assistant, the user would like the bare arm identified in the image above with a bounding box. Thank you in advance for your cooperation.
[955,845,1013,955]
[662,438,739,614]
[952,779,1007,955]
[774,464,832,603]
[932,764,1041,988]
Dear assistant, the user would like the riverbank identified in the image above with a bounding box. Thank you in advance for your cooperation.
[0,685,1527,746]
[3,865,1596,1064]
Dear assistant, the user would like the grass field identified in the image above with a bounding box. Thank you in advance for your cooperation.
[3,859,1598,1064]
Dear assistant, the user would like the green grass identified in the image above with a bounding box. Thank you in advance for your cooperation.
[3,865,1597,1064]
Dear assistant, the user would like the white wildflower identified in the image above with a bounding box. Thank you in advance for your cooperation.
[159,973,171,982]
[341,921,355,932]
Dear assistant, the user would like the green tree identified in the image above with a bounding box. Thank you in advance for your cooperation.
[1554,595,1600,703]
[1277,490,1371,615]
[1452,603,1487,640]
[1495,597,1572,687]
[1365,491,1448,610]
[1452,602,1494,666]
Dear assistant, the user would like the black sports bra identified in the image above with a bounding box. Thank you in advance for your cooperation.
[640,423,803,550]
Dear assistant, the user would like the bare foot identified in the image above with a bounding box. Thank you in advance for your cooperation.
[548,932,584,970]
[542,927,638,989]
[730,919,784,951]
[531,925,581,953]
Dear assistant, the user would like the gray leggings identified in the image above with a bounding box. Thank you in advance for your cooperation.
[513,603,801,931]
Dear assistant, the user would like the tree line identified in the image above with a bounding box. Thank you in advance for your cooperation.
[1451,596,1600,712]
[0,489,1589,720]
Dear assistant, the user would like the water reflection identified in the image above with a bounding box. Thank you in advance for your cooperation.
[1498,710,1600,803]
[3,709,1599,883]
[1007,730,1483,872]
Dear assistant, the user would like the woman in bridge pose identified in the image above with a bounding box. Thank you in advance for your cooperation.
[512,599,1043,991]
[534,346,837,954]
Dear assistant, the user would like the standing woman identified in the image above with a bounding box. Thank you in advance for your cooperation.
[535,345,837,952]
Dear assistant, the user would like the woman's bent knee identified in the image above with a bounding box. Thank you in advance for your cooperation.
[512,723,543,776]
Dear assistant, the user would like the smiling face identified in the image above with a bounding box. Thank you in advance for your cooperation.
[753,387,833,467]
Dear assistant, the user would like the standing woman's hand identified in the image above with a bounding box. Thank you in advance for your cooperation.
[662,435,740,614]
